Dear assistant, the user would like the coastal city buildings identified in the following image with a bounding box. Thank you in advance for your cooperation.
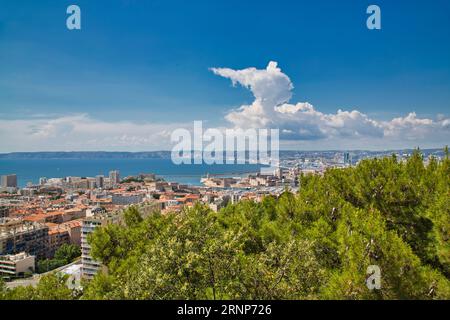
[0,149,445,283]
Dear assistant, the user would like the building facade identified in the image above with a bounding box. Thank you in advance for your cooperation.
[1,174,17,188]
[81,213,120,280]
[109,170,120,186]
[0,252,35,277]
[0,218,49,260]
[95,175,104,188]
[0,206,9,218]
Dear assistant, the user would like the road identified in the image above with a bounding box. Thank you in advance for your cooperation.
[5,258,81,289]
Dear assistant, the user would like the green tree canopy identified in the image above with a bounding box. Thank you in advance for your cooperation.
[4,148,450,300]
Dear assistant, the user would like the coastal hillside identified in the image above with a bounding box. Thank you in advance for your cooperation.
[2,150,449,300]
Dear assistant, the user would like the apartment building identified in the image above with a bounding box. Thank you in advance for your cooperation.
[0,218,48,260]
[95,175,104,188]
[81,212,120,280]
[111,193,145,205]
[60,220,82,246]
[0,206,9,218]
[109,170,120,186]
[0,252,35,277]
[47,227,70,258]
[62,207,86,222]
[1,174,17,188]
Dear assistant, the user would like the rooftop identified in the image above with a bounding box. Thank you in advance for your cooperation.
[0,252,35,262]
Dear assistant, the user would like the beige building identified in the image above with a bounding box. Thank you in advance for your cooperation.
[47,228,70,258]
[0,252,35,277]
[0,218,49,259]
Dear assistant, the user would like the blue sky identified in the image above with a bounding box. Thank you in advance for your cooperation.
[0,0,449,151]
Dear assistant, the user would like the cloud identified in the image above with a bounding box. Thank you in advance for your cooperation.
[211,61,292,128]
[0,61,448,152]
[383,112,449,140]
[212,61,449,147]
[0,114,186,152]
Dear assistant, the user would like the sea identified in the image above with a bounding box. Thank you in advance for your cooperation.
[0,158,263,188]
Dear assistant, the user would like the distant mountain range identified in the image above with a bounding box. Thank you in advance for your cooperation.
[0,149,445,160]
[0,151,172,159]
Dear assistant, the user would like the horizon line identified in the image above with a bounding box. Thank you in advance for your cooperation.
[0,146,447,155]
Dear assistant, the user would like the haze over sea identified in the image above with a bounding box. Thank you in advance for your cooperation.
[0,158,262,188]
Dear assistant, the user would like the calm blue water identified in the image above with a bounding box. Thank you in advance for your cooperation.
[0,159,263,187]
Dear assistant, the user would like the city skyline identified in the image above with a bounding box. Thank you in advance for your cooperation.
[1,1,449,303]
[1,0,449,152]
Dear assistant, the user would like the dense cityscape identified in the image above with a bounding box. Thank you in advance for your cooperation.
[1,0,449,314]
[0,148,446,289]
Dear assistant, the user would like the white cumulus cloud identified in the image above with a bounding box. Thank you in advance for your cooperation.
[0,61,448,152]
[211,61,449,148]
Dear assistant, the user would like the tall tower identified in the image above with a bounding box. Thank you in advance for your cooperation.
[109,170,120,186]
[343,152,351,166]
[95,175,104,188]
[1,174,17,188]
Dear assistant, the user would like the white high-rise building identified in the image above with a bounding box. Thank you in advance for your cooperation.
[80,219,103,280]
[81,213,120,280]
[109,170,120,186]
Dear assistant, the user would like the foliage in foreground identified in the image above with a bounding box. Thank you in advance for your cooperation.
[37,244,81,274]
[2,149,449,300]
[0,274,75,300]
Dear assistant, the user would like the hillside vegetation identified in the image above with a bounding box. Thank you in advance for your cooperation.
[2,149,449,300]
